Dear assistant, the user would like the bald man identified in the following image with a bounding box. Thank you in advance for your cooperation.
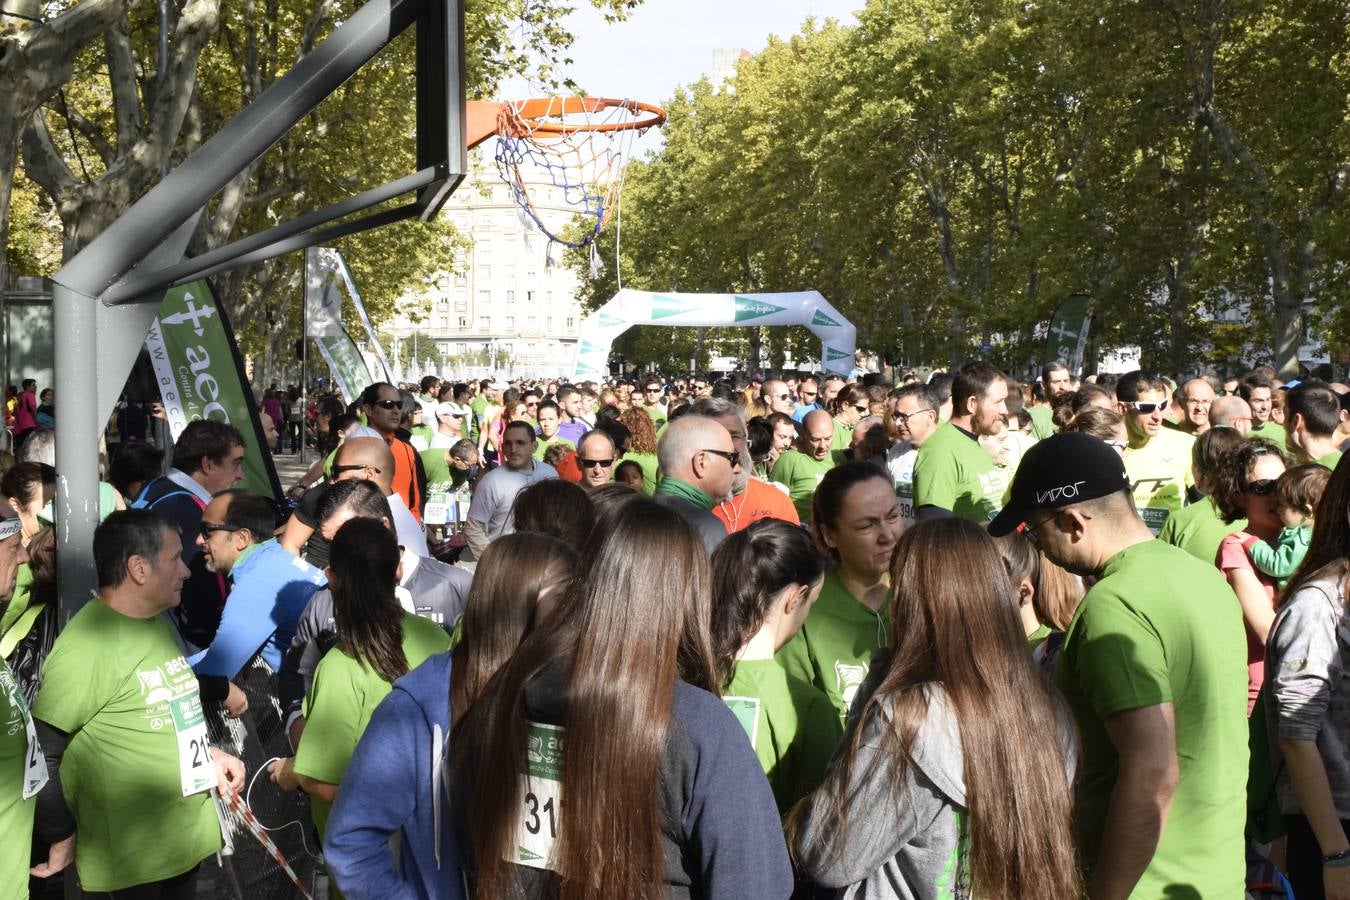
[279,436,429,562]
[769,409,841,522]
[1167,378,1215,435]
[654,415,736,552]
[1209,395,1252,437]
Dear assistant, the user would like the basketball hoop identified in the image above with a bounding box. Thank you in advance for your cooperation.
[468,97,667,250]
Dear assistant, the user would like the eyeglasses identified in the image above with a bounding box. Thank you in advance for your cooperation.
[525,400,539,407]
[645,387,662,393]
[369,399,401,410]
[1020,512,1057,548]
[1245,478,1279,496]
[579,457,615,468]
[700,448,740,465]
[893,409,935,424]
[1129,401,1168,414]
[800,390,817,398]
[200,522,244,539]
[332,463,381,476]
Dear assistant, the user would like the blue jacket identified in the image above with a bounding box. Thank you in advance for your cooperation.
[324,653,465,900]
[189,539,325,678]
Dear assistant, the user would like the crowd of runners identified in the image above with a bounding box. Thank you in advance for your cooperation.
[2,361,1350,899]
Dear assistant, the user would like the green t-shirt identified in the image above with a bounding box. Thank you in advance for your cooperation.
[1027,403,1058,440]
[723,658,842,814]
[419,448,470,495]
[642,403,668,428]
[621,450,661,495]
[1248,421,1287,451]
[1054,540,1248,898]
[911,421,1002,523]
[534,435,576,462]
[470,394,489,440]
[831,419,851,452]
[1157,496,1244,566]
[1317,448,1343,471]
[294,614,451,838]
[33,601,221,892]
[1122,428,1194,535]
[776,572,890,727]
[768,450,838,523]
[1,659,37,900]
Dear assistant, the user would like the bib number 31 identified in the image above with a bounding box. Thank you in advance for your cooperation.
[512,721,564,871]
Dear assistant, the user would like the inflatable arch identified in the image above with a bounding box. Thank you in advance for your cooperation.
[572,289,857,380]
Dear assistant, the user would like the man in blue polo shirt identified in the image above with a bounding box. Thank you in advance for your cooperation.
[190,489,325,683]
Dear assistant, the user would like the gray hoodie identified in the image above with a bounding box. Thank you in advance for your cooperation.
[793,686,973,900]
[794,685,1076,900]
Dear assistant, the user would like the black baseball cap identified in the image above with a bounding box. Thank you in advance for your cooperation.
[987,431,1132,537]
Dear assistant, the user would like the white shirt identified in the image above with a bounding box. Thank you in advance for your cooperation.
[387,492,430,557]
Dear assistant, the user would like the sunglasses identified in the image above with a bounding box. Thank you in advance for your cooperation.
[700,448,740,465]
[332,463,381,476]
[579,457,615,468]
[1129,401,1168,414]
[200,522,243,539]
[1245,478,1279,496]
[854,404,870,414]
[893,409,934,424]
[369,398,401,410]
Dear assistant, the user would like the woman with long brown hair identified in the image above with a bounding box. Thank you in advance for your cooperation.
[450,532,577,725]
[279,518,451,848]
[792,517,1080,898]
[449,497,790,899]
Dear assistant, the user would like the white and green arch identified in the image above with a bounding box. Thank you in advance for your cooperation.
[572,290,857,380]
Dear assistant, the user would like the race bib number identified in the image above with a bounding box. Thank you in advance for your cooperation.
[896,480,916,527]
[2,665,47,799]
[512,722,563,871]
[170,689,214,797]
[836,662,869,708]
[424,491,451,526]
[723,696,761,745]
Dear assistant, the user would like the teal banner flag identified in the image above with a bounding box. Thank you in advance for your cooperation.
[144,279,282,499]
[315,327,376,404]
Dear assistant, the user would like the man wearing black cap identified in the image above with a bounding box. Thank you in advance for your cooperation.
[989,432,1248,900]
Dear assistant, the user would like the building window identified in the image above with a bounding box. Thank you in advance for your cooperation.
[438,316,448,328]
[454,299,467,312]
[454,272,467,286]
[480,264,491,281]
[456,342,467,354]
[546,316,553,332]
[458,317,468,328]
[566,317,575,330]
[526,290,535,305]
[504,315,515,329]
[526,315,537,331]
[477,316,489,331]
[505,290,515,305]
[437,295,449,309]
[477,290,490,307]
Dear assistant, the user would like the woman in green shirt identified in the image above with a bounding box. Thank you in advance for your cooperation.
[777,463,903,724]
[710,520,840,813]
[272,518,451,843]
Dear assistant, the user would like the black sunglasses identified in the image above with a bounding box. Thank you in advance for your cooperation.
[1245,478,1279,496]
[579,457,615,468]
[700,448,740,465]
[200,522,244,539]
[369,399,401,410]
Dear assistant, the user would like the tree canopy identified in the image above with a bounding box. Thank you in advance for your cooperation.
[570,0,1350,378]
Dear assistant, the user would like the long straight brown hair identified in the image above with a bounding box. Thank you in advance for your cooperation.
[449,532,577,726]
[455,497,715,900]
[329,517,407,683]
[792,517,1081,896]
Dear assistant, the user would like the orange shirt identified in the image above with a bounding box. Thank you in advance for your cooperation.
[713,477,801,534]
[387,435,423,522]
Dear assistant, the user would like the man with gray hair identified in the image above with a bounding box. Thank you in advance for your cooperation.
[654,414,736,552]
[688,397,799,532]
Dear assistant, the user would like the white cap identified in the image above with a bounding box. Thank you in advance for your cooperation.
[436,401,470,419]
